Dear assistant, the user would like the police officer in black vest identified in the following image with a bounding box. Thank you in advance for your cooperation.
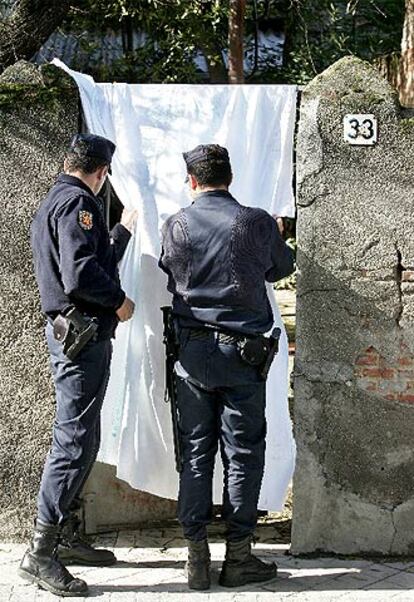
[19,134,137,597]
[159,144,294,591]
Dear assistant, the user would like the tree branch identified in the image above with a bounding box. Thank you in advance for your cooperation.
[0,0,72,72]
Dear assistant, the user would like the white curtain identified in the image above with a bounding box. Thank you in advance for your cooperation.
[53,59,297,510]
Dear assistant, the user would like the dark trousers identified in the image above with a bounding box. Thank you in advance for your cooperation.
[176,328,266,542]
[37,323,112,526]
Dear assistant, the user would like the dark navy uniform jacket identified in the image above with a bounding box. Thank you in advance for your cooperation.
[159,190,294,335]
[31,174,131,339]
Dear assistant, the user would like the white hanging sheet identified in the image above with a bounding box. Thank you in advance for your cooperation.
[53,58,297,510]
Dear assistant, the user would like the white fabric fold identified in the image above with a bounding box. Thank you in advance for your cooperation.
[52,58,296,509]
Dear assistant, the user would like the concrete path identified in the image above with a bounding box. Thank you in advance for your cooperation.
[1,524,414,601]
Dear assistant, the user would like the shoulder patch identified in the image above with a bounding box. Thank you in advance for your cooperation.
[78,210,93,230]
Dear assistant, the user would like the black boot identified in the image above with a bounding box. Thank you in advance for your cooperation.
[19,520,88,597]
[219,535,277,588]
[58,514,116,566]
[185,539,211,590]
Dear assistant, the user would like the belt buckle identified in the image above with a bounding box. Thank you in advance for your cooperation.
[218,332,238,345]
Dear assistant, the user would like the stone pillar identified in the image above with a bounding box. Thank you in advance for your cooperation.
[292,56,414,555]
[0,62,177,540]
[0,62,79,541]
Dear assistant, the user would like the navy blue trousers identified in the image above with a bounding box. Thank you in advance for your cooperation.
[175,328,267,542]
[37,324,112,526]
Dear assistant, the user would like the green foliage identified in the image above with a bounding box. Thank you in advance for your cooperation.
[64,0,230,83]
[58,0,406,85]
[0,83,70,112]
[280,0,405,85]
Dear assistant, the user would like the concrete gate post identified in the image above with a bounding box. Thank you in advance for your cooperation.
[292,56,414,555]
[0,62,176,541]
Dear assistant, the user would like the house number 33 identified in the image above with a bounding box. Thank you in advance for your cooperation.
[343,114,377,145]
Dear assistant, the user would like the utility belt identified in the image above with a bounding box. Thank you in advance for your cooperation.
[186,325,281,380]
[51,307,98,360]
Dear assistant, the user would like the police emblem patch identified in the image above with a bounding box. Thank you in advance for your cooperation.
[79,210,93,230]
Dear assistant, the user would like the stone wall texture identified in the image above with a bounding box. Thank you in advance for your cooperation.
[292,56,414,555]
[0,62,79,541]
[0,62,176,541]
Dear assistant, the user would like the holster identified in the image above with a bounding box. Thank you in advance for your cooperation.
[238,327,281,380]
[53,307,98,360]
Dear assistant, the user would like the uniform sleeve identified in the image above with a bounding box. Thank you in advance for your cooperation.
[56,196,126,309]
[158,215,176,277]
[158,246,168,275]
[265,217,295,283]
[158,219,172,276]
[110,223,131,263]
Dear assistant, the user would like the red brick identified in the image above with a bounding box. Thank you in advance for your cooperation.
[398,356,414,367]
[355,354,378,366]
[380,368,396,379]
[398,394,414,403]
[360,368,381,377]
[361,368,395,379]
[402,271,414,282]
[386,393,398,401]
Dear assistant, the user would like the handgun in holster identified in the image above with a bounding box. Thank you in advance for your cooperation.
[53,307,98,360]
[238,327,281,380]
[260,327,281,379]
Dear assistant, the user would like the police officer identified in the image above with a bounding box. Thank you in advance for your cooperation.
[159,144,294,591]
[19,134,136,597]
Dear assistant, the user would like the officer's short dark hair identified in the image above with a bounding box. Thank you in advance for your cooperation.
[184,144,232,188]
[64,140,109,175]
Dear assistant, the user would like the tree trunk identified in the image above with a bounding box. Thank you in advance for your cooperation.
[400,0,414,107]
[0,0,71,72]
[375,53,401,93]
[228,0,245,84]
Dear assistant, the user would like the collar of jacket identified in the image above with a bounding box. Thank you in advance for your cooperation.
[57,173,105,215]
[194,190,235,203]
[57,173,96,198]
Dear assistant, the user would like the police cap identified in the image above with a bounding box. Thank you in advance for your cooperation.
[183,144,230,170]
[69,133,116,173]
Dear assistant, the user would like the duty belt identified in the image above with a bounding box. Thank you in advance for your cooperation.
[185,324,282,379]
[188,328,245,345]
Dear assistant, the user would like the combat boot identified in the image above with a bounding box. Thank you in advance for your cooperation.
[219,535,277,587]
[18,520,88,597]
[185,539,211,590]
[58,514,116,566]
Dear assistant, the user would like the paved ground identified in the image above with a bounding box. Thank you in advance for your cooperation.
[2,524,414,601]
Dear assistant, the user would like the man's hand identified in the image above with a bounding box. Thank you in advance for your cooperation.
[272,215,285,236]
[120,208,139,234]
[116,296,135,322]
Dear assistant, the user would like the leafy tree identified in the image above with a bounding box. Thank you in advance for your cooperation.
[0,0,408,88]
[65,0,231,83]
[0,0,72,72]
[279,0,405,85]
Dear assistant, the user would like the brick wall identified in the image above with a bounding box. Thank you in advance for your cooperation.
[355,342,414,404]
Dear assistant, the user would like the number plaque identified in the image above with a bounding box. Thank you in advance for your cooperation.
[343,114,377,145]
